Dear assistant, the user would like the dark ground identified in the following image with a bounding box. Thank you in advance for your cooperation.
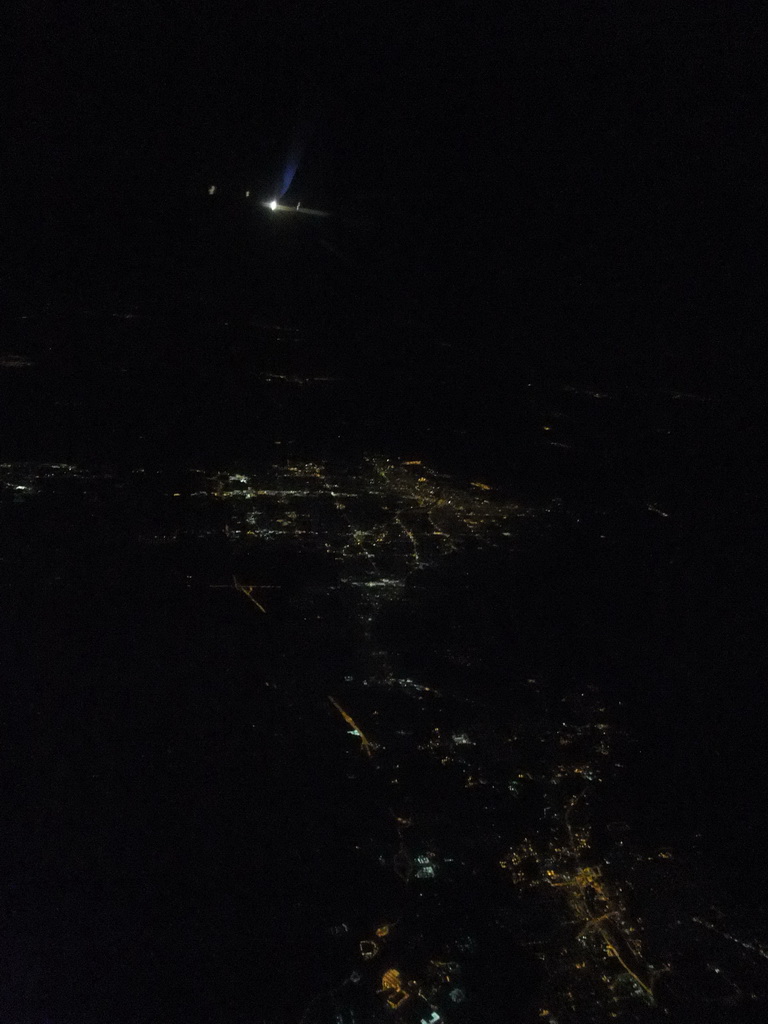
[1,260,765,1021]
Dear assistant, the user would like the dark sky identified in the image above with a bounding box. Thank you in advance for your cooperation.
[8,2,760,187]
[4,1,764,377]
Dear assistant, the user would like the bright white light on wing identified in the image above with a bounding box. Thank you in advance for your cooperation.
[263,198,329,216]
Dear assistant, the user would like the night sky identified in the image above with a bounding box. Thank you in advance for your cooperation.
[5,2,763,381]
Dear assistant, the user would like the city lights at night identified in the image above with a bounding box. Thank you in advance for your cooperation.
[3,3,763,1023]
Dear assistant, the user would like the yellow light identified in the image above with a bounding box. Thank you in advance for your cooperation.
[269,199,278,211]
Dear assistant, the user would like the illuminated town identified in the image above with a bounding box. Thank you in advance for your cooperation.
[2,454,766,1022]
